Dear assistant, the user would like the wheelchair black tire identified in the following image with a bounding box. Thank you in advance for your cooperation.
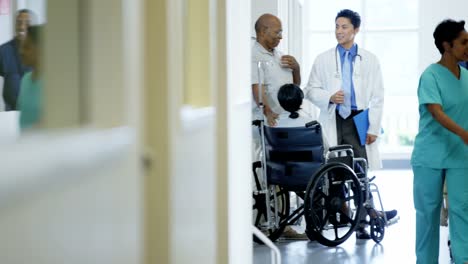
[370,216,385,243]
[252,185,290,244]
[304,162,362,247]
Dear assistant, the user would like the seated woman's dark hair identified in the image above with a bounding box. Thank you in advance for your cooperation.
[278,83,303,119]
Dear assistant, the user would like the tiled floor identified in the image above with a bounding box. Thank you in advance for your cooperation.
[253,169,452,264]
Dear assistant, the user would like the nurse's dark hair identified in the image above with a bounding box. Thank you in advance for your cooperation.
[336,9,361,29]
[433,19,466,54]
[278,83,304,119]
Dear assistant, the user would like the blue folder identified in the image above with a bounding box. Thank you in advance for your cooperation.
[353,109,370,146]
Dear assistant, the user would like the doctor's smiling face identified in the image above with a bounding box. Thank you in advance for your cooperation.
[335,17,359,49]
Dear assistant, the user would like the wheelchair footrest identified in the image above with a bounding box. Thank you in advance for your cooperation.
[385,215,400,227]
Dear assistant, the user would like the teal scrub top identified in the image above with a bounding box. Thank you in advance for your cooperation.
[17,72,42,131]
[411,64,468,168]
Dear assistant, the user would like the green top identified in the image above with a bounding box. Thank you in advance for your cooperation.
[411,64,468,168]
[17,72,42,131]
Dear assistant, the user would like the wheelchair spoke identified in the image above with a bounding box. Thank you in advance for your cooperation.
[313,203,326,211]
[310,210,327,230]
[333,223,339,240]
[315,190,329,201]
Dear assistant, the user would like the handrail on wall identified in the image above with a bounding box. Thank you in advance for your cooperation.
[252,225,281,264]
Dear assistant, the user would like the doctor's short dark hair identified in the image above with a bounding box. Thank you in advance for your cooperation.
[433,19,466,54]
[336,9,361,29]
[278,83,304,119]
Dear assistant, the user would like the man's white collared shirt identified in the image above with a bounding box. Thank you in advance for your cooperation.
[251,41,293,119]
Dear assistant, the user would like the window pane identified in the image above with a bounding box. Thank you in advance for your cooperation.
[304,1,362,31]
[365,32,419,150]
[303,33,335,77]
[365,0,418,29]
[364,32,418,97]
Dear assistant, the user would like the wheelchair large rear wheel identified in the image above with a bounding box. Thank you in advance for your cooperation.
[252,185,290,244]
[304,162,362,247]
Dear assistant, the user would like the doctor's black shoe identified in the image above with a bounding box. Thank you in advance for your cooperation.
[355,227,371,240]
[381,209,398,221]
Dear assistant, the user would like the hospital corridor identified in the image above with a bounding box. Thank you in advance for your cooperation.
[0,0,466,264]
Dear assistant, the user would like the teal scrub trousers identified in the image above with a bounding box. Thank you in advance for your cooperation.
[413,166,468,264]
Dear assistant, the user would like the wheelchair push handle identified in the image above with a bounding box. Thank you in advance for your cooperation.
[252,120,262,127]
[328,144,353,152]
[305,120,319,128]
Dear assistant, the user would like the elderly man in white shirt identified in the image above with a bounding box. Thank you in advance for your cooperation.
[251,13,301,126]
[251,14,304,240]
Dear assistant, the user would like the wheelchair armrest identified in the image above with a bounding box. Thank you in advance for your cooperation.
[305,120,319,128]
[328,144,353,152]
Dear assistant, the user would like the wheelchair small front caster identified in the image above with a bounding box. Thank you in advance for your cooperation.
[370,217,385,243]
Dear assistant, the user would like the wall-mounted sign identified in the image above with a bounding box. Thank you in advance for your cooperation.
[0,0,10,15]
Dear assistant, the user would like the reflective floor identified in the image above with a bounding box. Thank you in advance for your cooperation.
[253,169,452,264]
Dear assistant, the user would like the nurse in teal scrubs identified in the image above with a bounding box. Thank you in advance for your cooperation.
[17,25,43,131]
[411,19,468,264]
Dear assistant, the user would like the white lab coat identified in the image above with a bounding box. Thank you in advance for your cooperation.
[304,47,384,169]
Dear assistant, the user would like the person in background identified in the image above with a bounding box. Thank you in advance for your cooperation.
[0,9,34,111]
[411,19,468,264]
[17,25,43,131]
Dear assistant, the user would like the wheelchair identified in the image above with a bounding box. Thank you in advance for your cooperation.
[252,119,397,247]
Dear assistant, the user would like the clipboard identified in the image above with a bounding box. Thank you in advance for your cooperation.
[353,109,370,146]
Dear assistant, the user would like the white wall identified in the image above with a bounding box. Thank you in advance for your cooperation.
[226,0,252,263]
[0,128,141,264]
[0,2,13,112]
[419,0,468,73]
[168,0,253,263]
[171,110,217,264]
[0,11,13,44]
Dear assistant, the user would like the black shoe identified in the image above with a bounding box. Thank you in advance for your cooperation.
[355,227,371,240]
[383,209,398,221]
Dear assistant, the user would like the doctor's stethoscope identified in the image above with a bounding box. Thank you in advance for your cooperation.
[334,44,363,79]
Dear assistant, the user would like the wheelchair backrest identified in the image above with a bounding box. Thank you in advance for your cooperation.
[263,122,324,163]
